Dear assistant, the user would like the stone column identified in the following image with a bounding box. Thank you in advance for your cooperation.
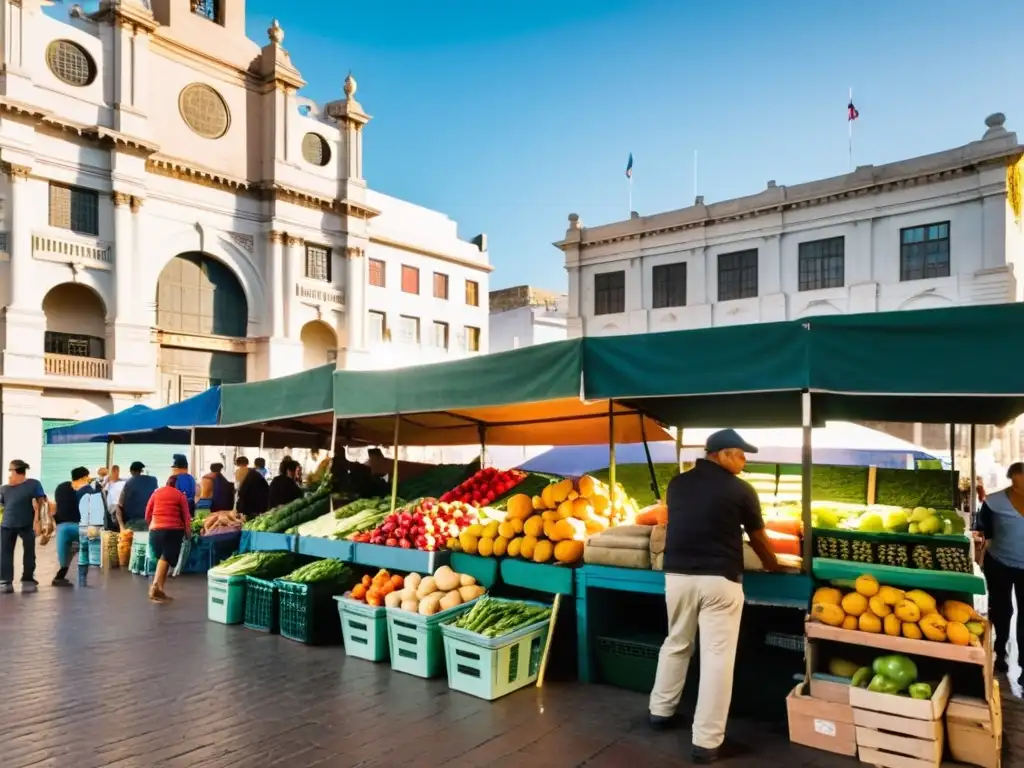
[3,163,45,377]
[344,246,366,352]
[1,387,42,479]
[112,192,134,322]
[284,234,304,338]
[7,163,32,310]
[268,230,285,337]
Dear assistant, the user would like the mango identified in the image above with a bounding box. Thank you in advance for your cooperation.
[482,521,500,539]
[828,659,860,678]
[523,515,544,538]
[812,587,843,606]
[531,495,545,511]
[477,536,494,557]
[883,614,902,637]
[919,612,948,643]
[942,600,981,624]
[842,615,859,631]
[858,613,883,633]
[507,536,524,558]
[905,589,937,615]
[459,532,479,555]
[811,603,846,627]
[869,596,892,618]
[533,539,554,563]
[894,599,922,624]
[902,622,923,640]
[966,621,985,637]
[878,585,905,606]
[946,621,971,646]
[855,574,880,597]
[520,535,538,560]
[841,592,869,617]
[492,536,509,557]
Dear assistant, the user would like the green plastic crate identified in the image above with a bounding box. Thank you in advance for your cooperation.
[335,596,390,662]
[812,528,973,573]
[244,576,280,634]
[277,580,344,645]
[385,599,479,679]
[207,573,247,625]
[594,634,662,693]
[440,603,550,700]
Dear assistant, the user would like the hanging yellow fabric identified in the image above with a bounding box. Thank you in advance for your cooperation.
[1007,154,1023,225]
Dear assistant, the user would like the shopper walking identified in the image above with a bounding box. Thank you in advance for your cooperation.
[115,462,158,533]
[145,476,192,603]
[170,454,197,517]
[975,462,1024,682]
[50,467,93,587]
[648,429,781,764]
[0,460,47,593]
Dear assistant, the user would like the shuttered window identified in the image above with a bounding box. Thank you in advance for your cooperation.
[369,258,385,287]
[304,244,331,282]
[401,265,419,294]
[433,272,449,300]
[49,182,99,236]
[465,280,480,306]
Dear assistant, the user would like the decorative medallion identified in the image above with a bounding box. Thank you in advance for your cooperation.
[179,83,230,139]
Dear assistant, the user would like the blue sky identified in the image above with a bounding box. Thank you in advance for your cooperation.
[60,1,1024,290]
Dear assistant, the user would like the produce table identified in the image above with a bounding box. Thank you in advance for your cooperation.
[297,536,354,561]
[240,531,297,554]
[574,565,812,682]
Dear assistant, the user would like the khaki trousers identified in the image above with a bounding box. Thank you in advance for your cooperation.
[649,573,744,750]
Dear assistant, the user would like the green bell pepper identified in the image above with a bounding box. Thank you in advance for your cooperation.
[867,674,901,694]
[908,682,933,700]
[871,654,918,691]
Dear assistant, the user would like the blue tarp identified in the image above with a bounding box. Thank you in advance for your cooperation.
[45,389,221,445]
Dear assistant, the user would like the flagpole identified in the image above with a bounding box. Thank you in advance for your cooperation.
[628,175,633,215]
[693,149,698,201]
[848,87,853,171]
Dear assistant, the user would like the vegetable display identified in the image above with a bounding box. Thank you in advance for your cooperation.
[280,558,352,585]
[352,498,479,551]
[210,551,295,579]
[449,596,552,638]
[397,461,479,500]
[810,574,987,646]
[373,565,486,614]
[440,467,528,507]
[243,487,336,533]
[333,497,405,540]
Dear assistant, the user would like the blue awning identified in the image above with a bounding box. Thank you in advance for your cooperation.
[45,404,155,445]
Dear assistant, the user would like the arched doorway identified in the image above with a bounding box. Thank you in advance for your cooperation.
[300,320,338,369]
[42,283,108,377]
[155,252,249,404]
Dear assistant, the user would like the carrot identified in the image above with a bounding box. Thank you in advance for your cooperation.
[361,575,372,588]
[380,582,395,596]
[366,593,383,607]
[351,584,367,601]
[390,574,404,590]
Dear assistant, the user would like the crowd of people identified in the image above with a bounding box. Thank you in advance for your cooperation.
[0,448,326,602]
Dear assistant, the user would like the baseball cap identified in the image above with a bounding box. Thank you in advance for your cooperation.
[705,428,758,454]
[171,453,189,469]
[129,461,146,472]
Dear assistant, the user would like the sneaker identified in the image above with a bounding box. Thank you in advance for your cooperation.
[21,580,38,593]
[51,578,73,588]
[0,582,13,594]
[692,740,749,764]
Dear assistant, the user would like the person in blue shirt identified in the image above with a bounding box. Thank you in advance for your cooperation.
[0,459,47,593]
[115,461,158,533]
[170,454,197,516]
[975,461,1024,683]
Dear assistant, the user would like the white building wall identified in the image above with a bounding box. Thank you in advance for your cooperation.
[489,306,568,352]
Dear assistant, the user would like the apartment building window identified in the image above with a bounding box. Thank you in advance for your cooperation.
[45,331,104,359]
[368,310,387,345]
[432,321,449,349]
[368,258,385,287]
[900,222,950,281]
[652,263,687,308]
[717,249,758,301]
[433,272,449,300]
[304,244,331,282]
[49,182,99,236]
[401,265,420,294]
[594,270,626,315]
[192,0,220,23]
[398,314,420,344]
[465,279,480,306]
[465,326,481,352]
[798,237,845,291]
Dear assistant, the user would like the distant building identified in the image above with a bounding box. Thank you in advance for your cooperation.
[489,285,567,352]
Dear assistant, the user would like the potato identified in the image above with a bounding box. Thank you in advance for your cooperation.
[439,590,463,611]
[400,599,419,612]
[415,576,437,599]
[433,566,460,592]
[459,573,477,587]
[398,586,417,602]
[418,594,442,615]
[405,572,422,591]
[459,585,486,602]
[426,591,446,602]
[384,591,403,608]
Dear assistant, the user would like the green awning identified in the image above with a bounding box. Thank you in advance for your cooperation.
[583,321,810,426]
[807,304,1024,424]
[220,363,335,436]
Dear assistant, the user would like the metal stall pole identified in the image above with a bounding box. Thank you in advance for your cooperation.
[608,401,616,509]
[969,424,978,526]
[800,391,813,570]
[639,414,661,501]
[189,428,197,473]
[390,415,401,514]
[949,424,957,507]
[258,431,265,458]
[478,425,487,469]
[675,427,683,471]
[327,416,338,512]
[104,441,114,474]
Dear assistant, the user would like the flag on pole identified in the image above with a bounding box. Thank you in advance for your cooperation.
[625,152,633,179]
[848,100,859,122]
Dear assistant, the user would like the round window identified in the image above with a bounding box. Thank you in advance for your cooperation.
[178,83,230,139]
[301,133,331,166]
[45,40,96,87]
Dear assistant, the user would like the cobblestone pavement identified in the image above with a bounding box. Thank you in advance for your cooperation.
[0,569,1020,767]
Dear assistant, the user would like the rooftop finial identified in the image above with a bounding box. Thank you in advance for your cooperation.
[344,72,357,99]
[268,19,284,46]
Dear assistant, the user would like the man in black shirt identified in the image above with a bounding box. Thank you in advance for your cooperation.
[267,458,303,511]
[648,429,780,764]
[51,467,92,587]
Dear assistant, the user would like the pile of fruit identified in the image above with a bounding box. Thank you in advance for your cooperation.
[439,467,528,507]
[351,498,480,551]
[810,574,986,647]
[347,565,486,614]
[447,475,638,565]
[814,532,973,573]
[828,655,934,699]
[813,504,966,536]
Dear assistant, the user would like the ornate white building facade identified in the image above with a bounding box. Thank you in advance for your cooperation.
[0,0,491,474]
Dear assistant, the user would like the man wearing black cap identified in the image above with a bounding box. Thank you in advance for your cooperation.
[648,428,780,764]
[115,462,158,533]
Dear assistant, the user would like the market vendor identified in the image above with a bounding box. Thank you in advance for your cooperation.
[648,428,781,764]
[267,458,303,509]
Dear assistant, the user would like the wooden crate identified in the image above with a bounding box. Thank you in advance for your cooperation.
[946,683,1003,768]
[852,675,950,768]
[786,682,857,757]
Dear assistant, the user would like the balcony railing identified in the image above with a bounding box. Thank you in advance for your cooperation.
[44,353,110,379]
[33,233,113,270]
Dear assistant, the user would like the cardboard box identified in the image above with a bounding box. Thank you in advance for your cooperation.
[786,683,857,757]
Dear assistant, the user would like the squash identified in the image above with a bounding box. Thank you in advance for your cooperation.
[459,585,485,602]
[439,590,463,611]
[636,503,668,526]
[554,539,584,563]
[433,566,460,592]
[415,576,438,599]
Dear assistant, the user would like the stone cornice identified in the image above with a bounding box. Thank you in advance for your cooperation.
[2,162,31,180]
[0,98,159,155]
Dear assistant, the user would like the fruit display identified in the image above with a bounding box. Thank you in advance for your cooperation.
[349,565,486,613]
[834,653,934,699]
[446,596,553,638]
[813,529,973,573]
[447,475,638,565]
[809,575,987,647]
[317,496,408,540]
[242,486,336,533]
[813,503,965,536]
[439,467,528,507]
[352,498,480,551]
